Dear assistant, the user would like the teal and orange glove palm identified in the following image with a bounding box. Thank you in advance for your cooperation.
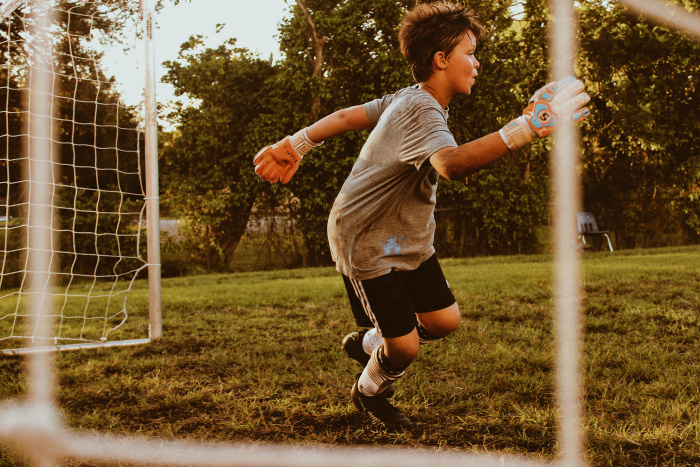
[500,76,591,151]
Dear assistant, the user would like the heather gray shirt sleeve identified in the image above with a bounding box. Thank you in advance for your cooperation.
[364,92,397,125]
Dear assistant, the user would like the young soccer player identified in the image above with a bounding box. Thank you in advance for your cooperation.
[253,1,590,429]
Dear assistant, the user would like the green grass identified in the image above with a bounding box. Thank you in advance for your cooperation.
[1,245,699,466]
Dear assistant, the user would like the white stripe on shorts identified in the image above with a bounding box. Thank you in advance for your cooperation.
[349,278,381,336]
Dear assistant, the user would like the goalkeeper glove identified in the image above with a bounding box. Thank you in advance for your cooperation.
[253,128,323,184]
[499,75,591,151]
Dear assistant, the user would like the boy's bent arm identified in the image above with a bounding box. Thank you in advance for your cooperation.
[306,105,373,143]
[429,132,510,180]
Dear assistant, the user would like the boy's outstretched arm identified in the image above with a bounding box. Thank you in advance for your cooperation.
[430,76,591,181]
[306,105,374,142]
[254,105,372,184]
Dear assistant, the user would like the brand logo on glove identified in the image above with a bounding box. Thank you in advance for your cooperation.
[538,110,552,125]
[286,148,300,164]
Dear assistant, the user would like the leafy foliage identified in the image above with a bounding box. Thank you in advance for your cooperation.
[577,0,700,248]
[160,37,276,270]
[160,0,699,270]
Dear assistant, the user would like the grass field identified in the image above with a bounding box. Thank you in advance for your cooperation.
[1,245,699,466]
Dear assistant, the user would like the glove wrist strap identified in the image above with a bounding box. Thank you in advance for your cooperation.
[289,128,323,158]
[499,116,535,151]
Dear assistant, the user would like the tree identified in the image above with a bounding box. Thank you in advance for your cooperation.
[160,37,277,270]
[161,0,700,271]
[577,0,700,247]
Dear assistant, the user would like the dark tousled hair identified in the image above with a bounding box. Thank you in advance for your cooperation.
[399,1,486,82]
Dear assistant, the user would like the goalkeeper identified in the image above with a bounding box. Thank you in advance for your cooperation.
[253,1,590,429]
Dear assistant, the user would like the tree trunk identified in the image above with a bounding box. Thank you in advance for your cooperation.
[293,0,328,266]
[294,0,327,121]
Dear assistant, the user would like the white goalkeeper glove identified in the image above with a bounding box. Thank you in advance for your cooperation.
[253,128,323,184]
[499,76,591,151]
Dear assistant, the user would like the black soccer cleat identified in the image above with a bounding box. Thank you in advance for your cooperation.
[351,377,411,429]
[342,331,371,367]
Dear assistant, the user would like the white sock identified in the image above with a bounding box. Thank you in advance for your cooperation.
[362,328,383,355]
[358,345,405,396]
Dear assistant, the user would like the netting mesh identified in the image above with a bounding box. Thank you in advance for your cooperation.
[0,0,148,351]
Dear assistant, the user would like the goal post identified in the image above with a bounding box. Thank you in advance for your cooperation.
[142,0,161,342]
[0,0,161,355]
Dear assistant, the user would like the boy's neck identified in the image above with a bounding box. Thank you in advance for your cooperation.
[418,81,453,110]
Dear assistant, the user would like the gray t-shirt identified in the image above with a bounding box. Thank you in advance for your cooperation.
[327,85,458,280]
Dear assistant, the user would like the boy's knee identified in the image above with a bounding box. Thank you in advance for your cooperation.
[420,302,461,338]
[441,303,461,335]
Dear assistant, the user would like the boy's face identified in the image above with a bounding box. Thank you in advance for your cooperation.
[444,31,479,96]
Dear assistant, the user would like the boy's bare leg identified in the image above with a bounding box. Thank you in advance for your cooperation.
[351,304,460,428]
[382,302,460,366]
[345,302,461,367]
[383,329,420,367]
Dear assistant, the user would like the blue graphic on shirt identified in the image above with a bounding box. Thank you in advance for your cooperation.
[383,235,406,255]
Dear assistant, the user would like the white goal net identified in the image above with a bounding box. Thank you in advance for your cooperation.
[0,0,160,355]
[0,0,697,466]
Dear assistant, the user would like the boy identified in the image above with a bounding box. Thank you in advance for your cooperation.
[253,1,590,429]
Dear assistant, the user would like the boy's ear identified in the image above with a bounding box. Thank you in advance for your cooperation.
[432,51,449,70]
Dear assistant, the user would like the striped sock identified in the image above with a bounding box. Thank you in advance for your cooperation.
[357,344,406,396]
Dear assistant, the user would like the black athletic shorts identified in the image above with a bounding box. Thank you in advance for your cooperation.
[342,254,456,338]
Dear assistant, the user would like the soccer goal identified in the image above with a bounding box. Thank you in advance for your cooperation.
[0,0,161,356]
